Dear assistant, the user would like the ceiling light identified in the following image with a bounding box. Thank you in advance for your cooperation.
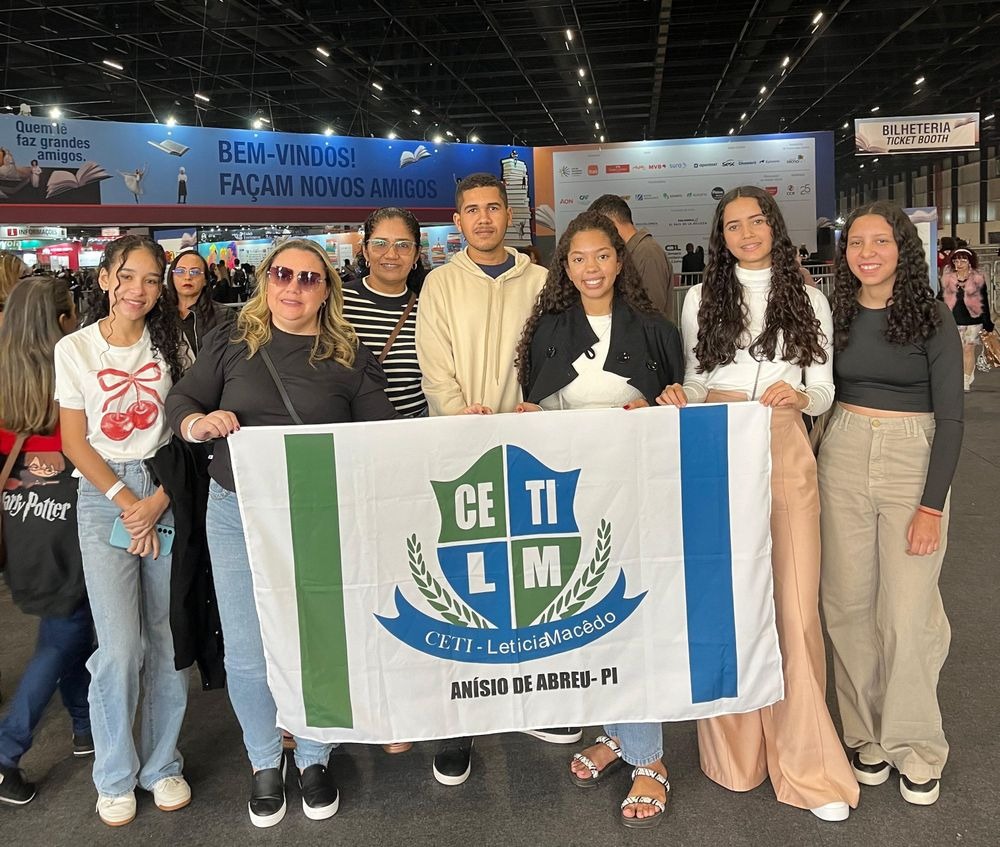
[985,113,996,121]
[599,135,605,143]
[372,81,383,91]
[316,46,330,57]
[843,122,849,128]
[49,107,61,118]
[252,119,262,129]
[728,128,734,135]
[578,68,585,78]
[812,12,823,25]
[166,115,177,126]
[566,29,573,40]
[432,134,443,144]
[759,86,767,94]
[412,108,421,115]
[260,117,270,125]
[594,121,600,129]
[445,130,455,138]
[915,76,925,85]
[103,59,124,71]
[316,58,327,67]
[388,131,397,139]
[470,134,480,143]
[873,157,879,163]
[782,56,790,68]
[741,112,747,120]
[587,96,593,105]
[859,163,865,169]
[870,105,879,112]
[194,92,210,102]
[324,127,334,136]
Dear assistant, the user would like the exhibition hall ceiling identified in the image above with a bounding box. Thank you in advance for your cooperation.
[1,0,997,164]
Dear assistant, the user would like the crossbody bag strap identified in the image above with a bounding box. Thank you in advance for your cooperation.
[0,433,27,560]
[258,348,304,425]
[378,293,417,364]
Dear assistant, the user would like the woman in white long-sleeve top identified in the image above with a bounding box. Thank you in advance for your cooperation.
[656,186,859,822]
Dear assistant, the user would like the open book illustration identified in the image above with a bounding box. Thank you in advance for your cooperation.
[147,138,190,157]
[45,161,113,198]
[399,145,431,169]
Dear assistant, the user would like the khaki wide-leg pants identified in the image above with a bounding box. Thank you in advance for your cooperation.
[697,395,859,810]
[818,406,950,783]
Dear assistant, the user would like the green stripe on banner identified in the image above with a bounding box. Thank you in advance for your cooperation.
[284,433,353,728]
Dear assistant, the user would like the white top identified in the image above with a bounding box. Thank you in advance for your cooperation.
[539,314,644,410]
[54,322,173,463]
[680,265,834,415]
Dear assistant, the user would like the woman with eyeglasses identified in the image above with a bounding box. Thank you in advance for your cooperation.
[163,250,229,368]
[939,247,993,392]
[342,208,427,418]
[166,238,398,828]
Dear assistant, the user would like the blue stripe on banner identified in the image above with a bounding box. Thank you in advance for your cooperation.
[679,404,739,702]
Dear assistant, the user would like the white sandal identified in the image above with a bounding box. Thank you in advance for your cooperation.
[569,735,624,788]
[620,766,669,829]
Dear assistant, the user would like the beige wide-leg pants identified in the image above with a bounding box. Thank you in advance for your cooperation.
[697,394,859,810]
[818,406,950,783]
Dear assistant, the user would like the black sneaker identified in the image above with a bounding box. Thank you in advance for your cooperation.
[249,758,286,829]
[433,737,473,786]
[522,727,583,745]
[900,774,940,806]
[298,764,339,820]
[0,765,36,806]
[72,732,95,758]
[851,751,890,786]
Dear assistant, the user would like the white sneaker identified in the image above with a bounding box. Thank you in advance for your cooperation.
[810,801,850,821]
[96,791,136,826]
[151,775,192,811]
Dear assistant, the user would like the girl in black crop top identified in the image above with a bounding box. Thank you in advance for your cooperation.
[818,201,963,807]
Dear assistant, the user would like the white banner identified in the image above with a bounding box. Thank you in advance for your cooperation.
[229,403,783,743]
[854,113,979,155]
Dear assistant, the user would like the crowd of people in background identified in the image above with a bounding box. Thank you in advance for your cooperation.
[0,173,988,832]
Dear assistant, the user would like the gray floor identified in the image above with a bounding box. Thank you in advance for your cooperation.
[2,372,998,846]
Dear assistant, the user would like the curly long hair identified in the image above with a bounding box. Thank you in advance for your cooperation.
[84,235,184,382]
[515,211,655,388]
[0,276,74,434]
[235,238,357,367]
[694,186,827,371]
[163,250,222,336]
[831,202,941,351]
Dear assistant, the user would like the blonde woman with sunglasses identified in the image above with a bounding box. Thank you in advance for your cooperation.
[166,238,398,828]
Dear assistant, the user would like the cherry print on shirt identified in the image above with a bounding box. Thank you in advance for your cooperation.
[97,362,163,442]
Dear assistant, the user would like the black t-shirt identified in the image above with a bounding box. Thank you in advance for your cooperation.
[834,301,963,510]
[166,324,400,490]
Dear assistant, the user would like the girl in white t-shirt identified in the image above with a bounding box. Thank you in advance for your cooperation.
[54,235,188,827]
[657,186,858,822]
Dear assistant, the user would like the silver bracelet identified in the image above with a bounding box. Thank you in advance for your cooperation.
[185,415,208,443]
[105,480,126,501]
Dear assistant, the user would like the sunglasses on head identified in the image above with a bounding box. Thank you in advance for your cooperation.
[267,265,326,289]
[172,267,205,277]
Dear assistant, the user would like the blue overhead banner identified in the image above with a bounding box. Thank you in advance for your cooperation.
[0,115,533,211]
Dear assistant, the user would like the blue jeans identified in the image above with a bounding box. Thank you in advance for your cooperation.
[206,480,333,771]
[604,722,663,767]
[0,603,94,768]
[77,460,189,797]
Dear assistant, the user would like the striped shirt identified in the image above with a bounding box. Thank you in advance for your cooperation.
[342,278,427,417]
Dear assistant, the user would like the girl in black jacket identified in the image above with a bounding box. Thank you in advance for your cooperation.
[514,210,682,829]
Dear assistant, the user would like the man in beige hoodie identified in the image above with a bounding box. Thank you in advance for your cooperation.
[415,173,581,784]
[416,173,546,416]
